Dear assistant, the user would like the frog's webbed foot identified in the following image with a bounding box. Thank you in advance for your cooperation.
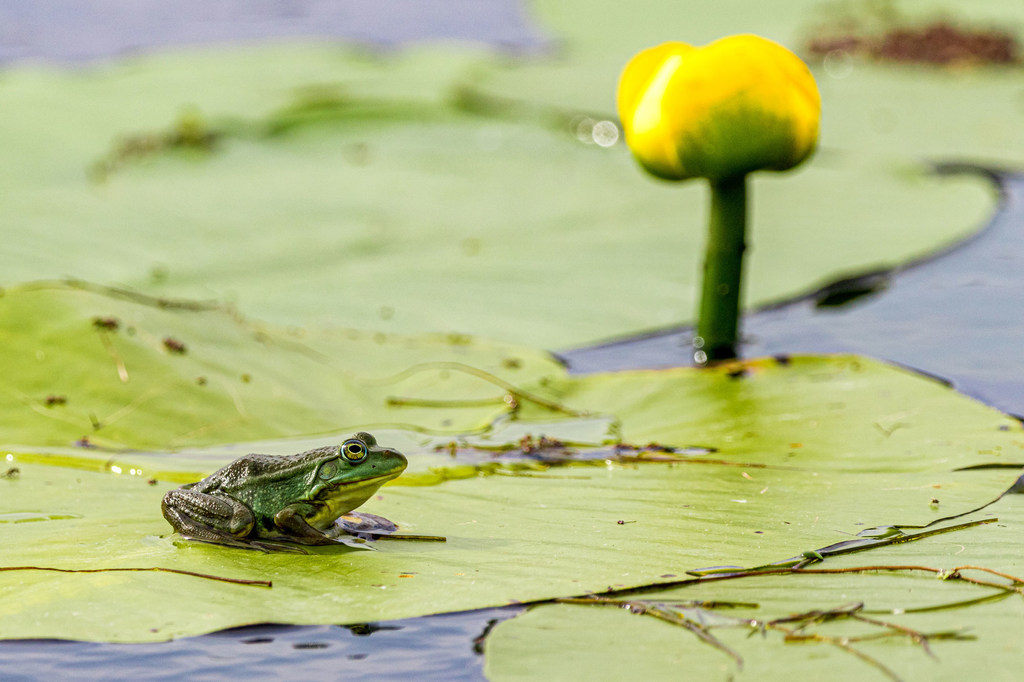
[245,540,309,554]
[162,489,258,550]
[332,511,398,538]
[171,534,312,554]
[171,533,283,553]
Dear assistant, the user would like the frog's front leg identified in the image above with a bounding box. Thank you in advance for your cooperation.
[273,502,336,545]
[162,488,257,549]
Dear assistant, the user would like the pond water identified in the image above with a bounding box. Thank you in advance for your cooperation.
[3,4,1023,680]
[0,0,543,64]
[0,608,523,681]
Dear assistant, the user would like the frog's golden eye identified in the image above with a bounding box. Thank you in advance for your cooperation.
[341,439,368,462]
[318,458,340,480]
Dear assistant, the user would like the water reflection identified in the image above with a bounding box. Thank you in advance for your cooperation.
[571,116,621,147]
[822,49,854,78]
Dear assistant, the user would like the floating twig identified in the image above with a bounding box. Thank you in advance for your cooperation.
[371,361,587,418]
[0,565,271,588]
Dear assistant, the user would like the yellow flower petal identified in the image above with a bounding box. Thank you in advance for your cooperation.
[617,35,821,182]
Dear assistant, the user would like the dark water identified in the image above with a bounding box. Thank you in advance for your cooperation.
[0,0,543,64]
[563,168,1024,419]
[0,608,522,681]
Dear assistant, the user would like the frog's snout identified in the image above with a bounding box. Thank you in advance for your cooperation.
[388,449,409,471]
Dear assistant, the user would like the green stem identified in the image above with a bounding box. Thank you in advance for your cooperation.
[695,174,748,364]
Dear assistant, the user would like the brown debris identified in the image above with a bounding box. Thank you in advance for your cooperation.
[162,337,187,354]
[807,20,1020,66]
[91,316,120,331]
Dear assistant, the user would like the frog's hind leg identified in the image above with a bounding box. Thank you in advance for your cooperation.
[161,489,260,551]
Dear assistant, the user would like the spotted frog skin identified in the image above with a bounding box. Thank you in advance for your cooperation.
[161,432,407,550]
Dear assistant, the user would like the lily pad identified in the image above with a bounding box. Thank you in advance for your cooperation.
[0,37,996,348]
[0,281,562,451]
[484,493,1024,681]
[1,339,1020,642]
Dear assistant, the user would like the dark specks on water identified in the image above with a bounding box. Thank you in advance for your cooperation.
[291,642,329,650]
[345,623,403,636]
[239,636,273,645]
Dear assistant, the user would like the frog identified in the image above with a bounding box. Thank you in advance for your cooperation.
[161,432,408,551]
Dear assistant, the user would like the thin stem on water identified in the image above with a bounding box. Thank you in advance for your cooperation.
[695,174,748,365]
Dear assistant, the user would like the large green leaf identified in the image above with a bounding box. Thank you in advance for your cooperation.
[0,281,562,451]
[484,493,1024,681]
[0,457,1015,644]
[546,355,1022,473]
[1,322,1020,641]
[0,36,997,348]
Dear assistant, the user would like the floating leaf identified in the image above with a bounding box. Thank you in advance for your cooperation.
[0,281,563,451]
[0,40,995,348]
[484,496,1024,681]
[1,347,1020,642]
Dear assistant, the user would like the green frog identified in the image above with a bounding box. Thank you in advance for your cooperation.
[162,432,407,551]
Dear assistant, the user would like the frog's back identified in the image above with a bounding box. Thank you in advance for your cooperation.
[192,453,305,494]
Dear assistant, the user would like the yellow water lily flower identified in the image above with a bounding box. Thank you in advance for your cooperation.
[617,35,820,182]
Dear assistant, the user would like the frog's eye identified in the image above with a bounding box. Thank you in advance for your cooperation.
[341,439,368,463]
[318,458,340,480]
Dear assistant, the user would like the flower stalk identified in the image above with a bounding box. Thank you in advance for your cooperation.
[695,175,747,363]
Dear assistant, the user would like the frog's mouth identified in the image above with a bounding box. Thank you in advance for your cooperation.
[342,470,402,488]
[319,468,404,496]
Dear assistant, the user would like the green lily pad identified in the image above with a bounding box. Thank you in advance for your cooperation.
[1,319,1020,641]
[547,355,1022,473]
[484,494,1024,681]
[0,36,997,348]
[0,281,563,451]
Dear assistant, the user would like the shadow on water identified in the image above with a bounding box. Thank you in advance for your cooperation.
[562,167,1024,419]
